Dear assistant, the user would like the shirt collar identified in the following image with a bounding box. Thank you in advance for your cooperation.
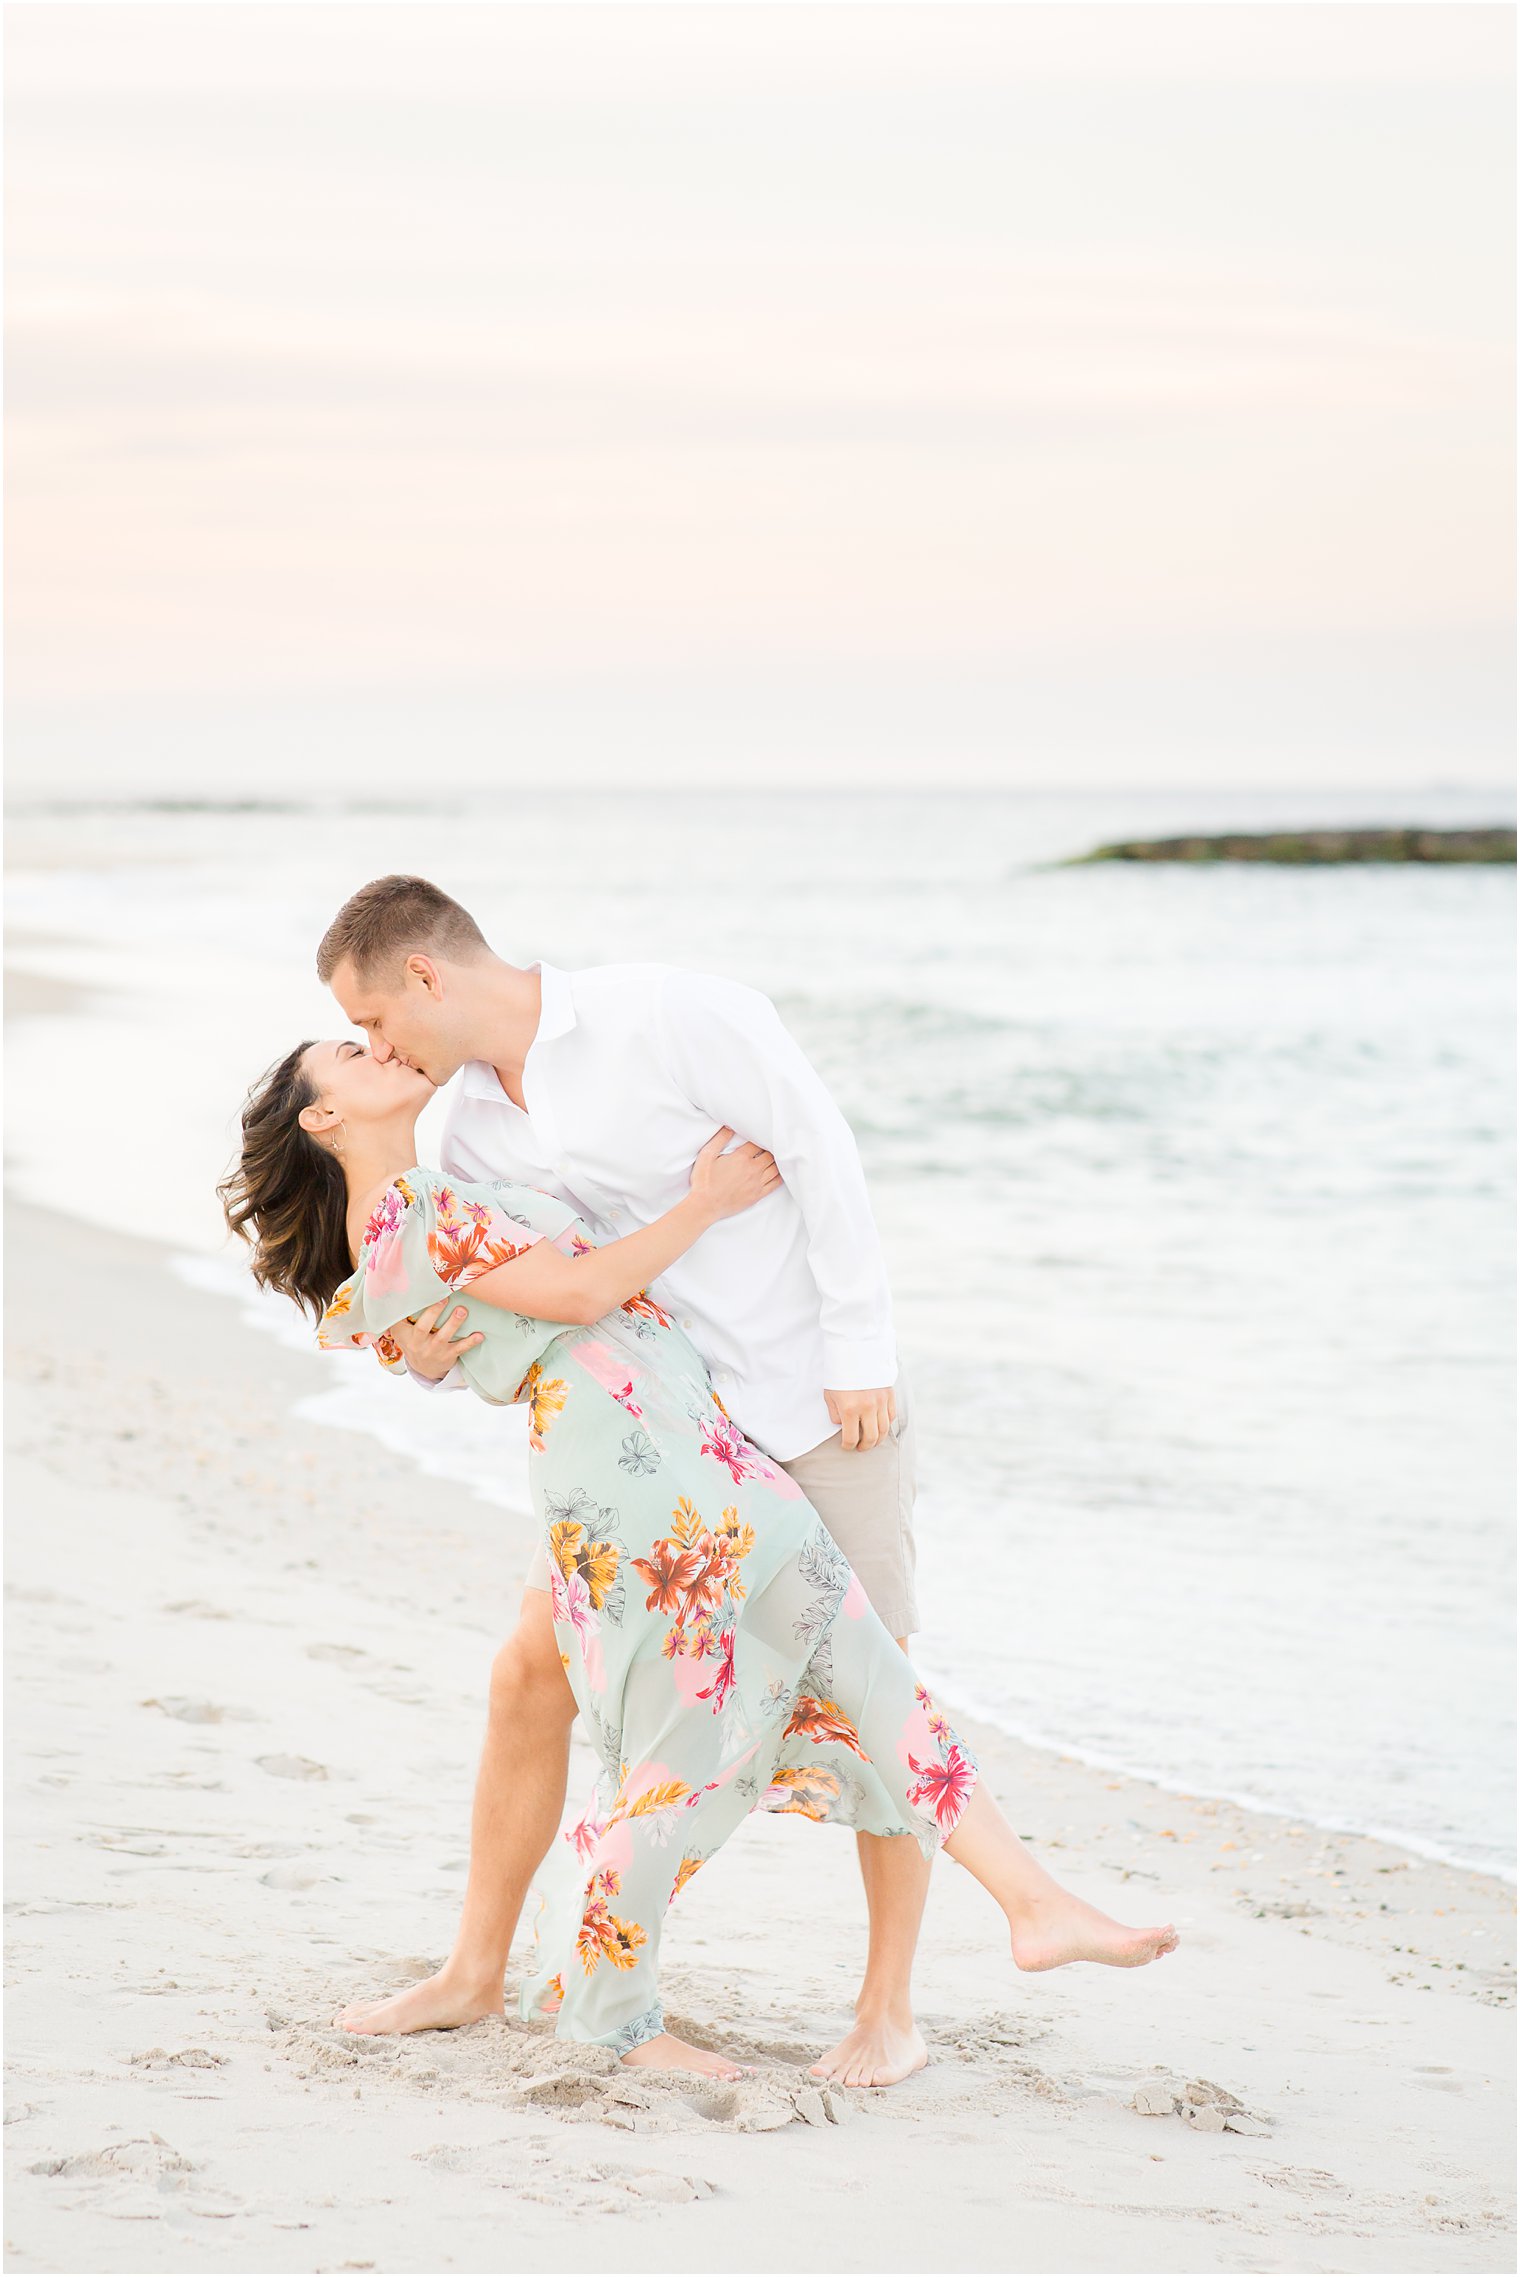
[531,960,577,1044]
[459,961,576,1101]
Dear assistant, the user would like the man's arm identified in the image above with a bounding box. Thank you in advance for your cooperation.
[653,971,898,1449]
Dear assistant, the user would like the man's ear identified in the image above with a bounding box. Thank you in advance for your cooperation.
[406,953,443,998]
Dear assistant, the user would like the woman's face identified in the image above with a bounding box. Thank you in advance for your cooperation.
[300,1038,434,1134]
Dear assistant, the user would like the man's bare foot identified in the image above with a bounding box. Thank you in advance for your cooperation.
[810,2011,927,2089]
[334,1968,505,2036]
[1009,1888,1180,1972]
[620,2031,747,2080]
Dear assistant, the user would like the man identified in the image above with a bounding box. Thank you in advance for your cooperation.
[325,874,929,2086]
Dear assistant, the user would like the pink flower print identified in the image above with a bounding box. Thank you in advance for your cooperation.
[906,1742,977,1835]
[694,1627,738,1714]
[362,1185,410,1298]
[669,1648,714,1708]
[566,1803,607,1862]
[550,1564,604,1690]
[698,1413,762,1486]
[574,1339,644,1416]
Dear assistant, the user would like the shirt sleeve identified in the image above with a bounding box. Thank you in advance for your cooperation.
[652,970,898,1390]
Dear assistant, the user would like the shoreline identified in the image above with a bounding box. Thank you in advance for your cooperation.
[5,1192,1515,2272]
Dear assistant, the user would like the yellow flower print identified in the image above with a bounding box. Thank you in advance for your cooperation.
[671,1855,705,1901]
[548,1519,587,1580]
[766,1764,843,1821]
[522,1362,569,1452]
[548,1517,622,1611]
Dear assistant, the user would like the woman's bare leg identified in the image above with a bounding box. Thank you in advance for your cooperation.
[944,1783,1179,1970]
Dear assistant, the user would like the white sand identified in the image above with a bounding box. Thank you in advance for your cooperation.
[4,1197,1514,2274]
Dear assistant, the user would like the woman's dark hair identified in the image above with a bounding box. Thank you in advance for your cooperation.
[216,1042,351,1323]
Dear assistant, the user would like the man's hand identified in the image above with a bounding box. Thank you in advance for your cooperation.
[389,1299,484,1382]
[824,1387,897,1452]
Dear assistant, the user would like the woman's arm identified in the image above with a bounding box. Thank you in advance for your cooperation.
[460,1127,778,1325]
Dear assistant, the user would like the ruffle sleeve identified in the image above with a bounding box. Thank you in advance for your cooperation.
[316,1170,555,1369]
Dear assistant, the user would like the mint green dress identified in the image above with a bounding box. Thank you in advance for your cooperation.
[321,1169,977,2057]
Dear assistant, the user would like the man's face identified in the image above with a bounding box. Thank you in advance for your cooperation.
[328,955,467,1088]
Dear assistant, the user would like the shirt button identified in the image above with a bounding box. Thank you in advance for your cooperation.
[681,1317,695,1330]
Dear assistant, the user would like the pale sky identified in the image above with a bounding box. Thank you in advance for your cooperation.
[5,3,1514,795]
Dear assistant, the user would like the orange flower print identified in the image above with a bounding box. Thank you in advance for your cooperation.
[427,1184,536,1289]
[783,1695,869,1760]
[622,1289,673,1330]
[630,1494,757,1641]
[630,1539,706,1621]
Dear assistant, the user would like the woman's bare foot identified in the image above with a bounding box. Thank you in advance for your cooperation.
[620,2031,748,2080]
[334,1968,505,2036]
[1009,1888,1179,1973]
[810,2011,927,2089]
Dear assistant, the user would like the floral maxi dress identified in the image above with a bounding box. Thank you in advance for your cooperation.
[320,1170,978,2057]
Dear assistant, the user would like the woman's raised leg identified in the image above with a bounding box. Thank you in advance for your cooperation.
[817,1593,1179,1975]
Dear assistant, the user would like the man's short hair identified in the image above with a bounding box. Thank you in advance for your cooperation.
[316,875,489,988]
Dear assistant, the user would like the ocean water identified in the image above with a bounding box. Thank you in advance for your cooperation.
[6,785,1515,1877]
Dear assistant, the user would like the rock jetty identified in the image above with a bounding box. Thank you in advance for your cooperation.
[1066,828,1515,866]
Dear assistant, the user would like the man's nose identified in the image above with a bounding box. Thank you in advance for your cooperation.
[370,1036,395,1064]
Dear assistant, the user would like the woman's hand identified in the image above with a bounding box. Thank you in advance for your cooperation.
[689,1126,782,1222]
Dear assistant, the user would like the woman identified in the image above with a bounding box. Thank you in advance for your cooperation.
[221,1038,1178,2072]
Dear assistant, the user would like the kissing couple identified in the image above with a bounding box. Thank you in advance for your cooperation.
[221,874,1177,2086]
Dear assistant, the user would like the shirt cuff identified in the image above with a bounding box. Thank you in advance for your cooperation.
[820,1336,899,1391]
[406,1360,467,1393]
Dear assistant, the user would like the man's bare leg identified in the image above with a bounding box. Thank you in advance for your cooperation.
[811,1637,932,2089]
[336,1589,573,2035]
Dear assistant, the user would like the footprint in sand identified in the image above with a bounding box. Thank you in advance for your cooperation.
[259,1864,338,1890]
[143,1697,257,1724]
[26,2132,242,2220]
[1131,2076,1273,2134]
[255,1754,329,1782]
[411,2139,712,2210]
[127,2048,225,2072]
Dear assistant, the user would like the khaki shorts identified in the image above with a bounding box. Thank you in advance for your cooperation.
[523,1371,920,1641]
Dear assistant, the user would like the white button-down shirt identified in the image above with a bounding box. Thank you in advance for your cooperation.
[432,960,898,1460]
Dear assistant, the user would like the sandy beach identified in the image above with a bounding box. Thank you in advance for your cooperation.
[3,1180,1514,2276]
